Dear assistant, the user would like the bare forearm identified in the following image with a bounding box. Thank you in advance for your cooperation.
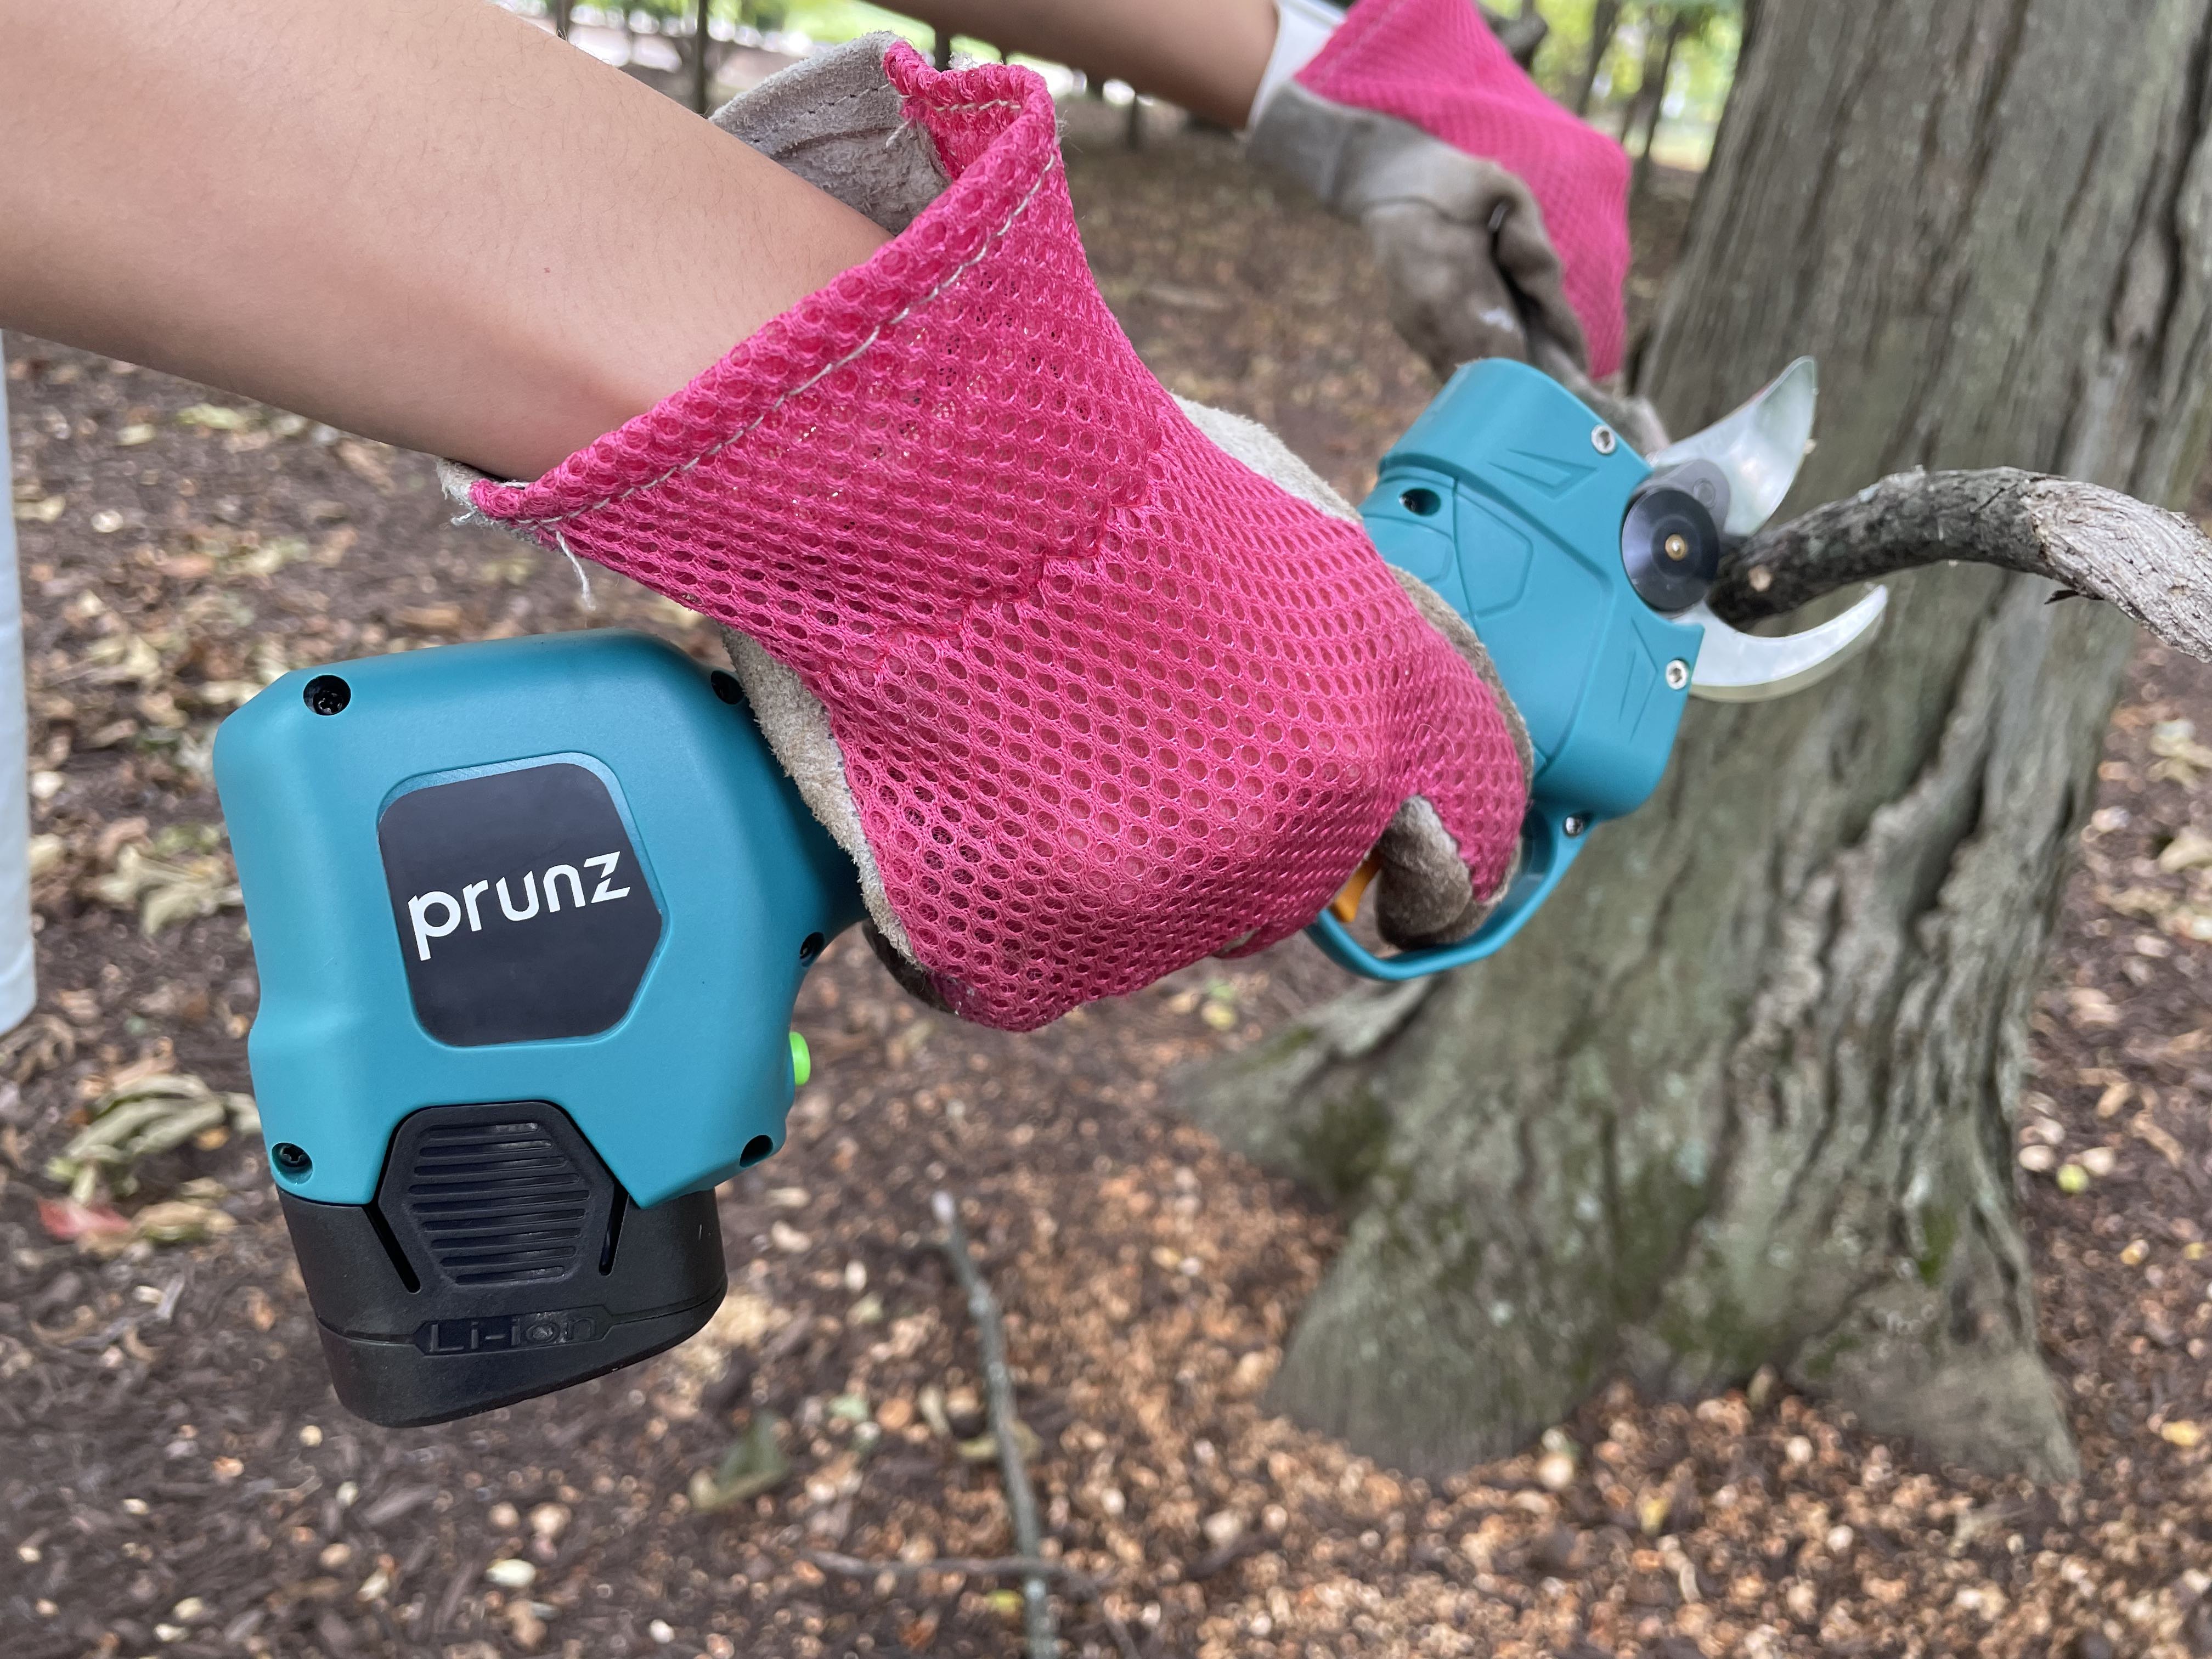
[904,0,1277,128]
[0,0,889,479]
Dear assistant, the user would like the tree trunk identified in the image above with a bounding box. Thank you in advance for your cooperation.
[1190,0,2212,1480]
[1572,0,1624,117]
[691,0,713,115]
[1629,10,1686,202]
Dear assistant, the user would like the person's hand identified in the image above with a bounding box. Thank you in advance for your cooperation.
[1248,0,1632,383]
[448,38,1531,1031]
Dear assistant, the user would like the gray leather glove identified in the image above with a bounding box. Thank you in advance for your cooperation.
[1243,0,1643,443]
[1250,81,1592,379]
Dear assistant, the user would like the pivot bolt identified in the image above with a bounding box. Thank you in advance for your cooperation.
[1590,426,1617,455]
[1663,533,1690,563]
[1666,658,1690,690]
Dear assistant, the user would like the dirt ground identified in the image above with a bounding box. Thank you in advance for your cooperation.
[4,103,2211,1659]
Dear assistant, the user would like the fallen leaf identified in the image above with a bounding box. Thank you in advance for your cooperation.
[2149,721,2212,784]
[2162,1420,2203,1449]
[956,1419,1042,1463]
[37,1194,130,1243]
[528,1503,570,1542]
[2159,828,2212,872]
[117,1200,235,1251]
[505,1600,546,1650]
[91,834,242,938]
[45,1069,257,1201]
[176,403,258,432]
[83,629,165,686]
[13,493,65,524]
[2066,986,2120,1027]
[217,535,306,579]
[689,1414,789,1512]
[26,834,65,880]
[336,439,395,490]
[2132,1111,2186,1170]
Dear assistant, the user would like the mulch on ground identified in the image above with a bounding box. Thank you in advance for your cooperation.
[3,104,2209,1659]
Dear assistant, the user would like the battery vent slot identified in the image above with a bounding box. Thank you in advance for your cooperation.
[398,1117,594,1286]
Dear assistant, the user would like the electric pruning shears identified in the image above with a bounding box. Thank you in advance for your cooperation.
[212,358,1886,1425]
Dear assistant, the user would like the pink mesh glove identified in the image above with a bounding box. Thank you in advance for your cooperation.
[450,40,1529,1031]
[1249,0,1633,381]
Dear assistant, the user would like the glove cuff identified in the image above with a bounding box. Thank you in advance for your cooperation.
[1247,0,1345,130]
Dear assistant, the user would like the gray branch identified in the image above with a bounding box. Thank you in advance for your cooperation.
[1714,466,2212,661]
[932,1190,1057,1659]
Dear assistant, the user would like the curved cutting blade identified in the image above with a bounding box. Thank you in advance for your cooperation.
[1681,585,1888,703]
[1651,357,1818,540]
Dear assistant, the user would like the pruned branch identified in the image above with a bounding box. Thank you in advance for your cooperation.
[933,1190,1057,1659]
[1716,467,2212,661]
[810,1198,1146,1658]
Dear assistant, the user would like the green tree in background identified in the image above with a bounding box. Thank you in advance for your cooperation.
[1534,0,1739,166]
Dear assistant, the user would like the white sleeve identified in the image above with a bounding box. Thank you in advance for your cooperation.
[1246,0,1344,129]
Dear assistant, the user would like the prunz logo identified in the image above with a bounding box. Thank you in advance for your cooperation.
[405,851,634,962]
[379,762,664,1047]
[413,1308,605,1356]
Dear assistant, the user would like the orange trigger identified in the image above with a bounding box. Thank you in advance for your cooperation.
[1328,856,1381,924]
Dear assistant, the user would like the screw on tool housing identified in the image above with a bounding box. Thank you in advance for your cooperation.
[1666,659,1690,690]
[1590,426,1617,455]
[273,1142,312,1175]
[303,675,351,716]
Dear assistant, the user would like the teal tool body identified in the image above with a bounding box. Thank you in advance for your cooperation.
[215,359,1878,1425]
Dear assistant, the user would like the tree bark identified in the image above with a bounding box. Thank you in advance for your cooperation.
[691,0,713,116]
[1628,9,1686,203]
[1572,0,1624,118]
[1191,0,2212,1480]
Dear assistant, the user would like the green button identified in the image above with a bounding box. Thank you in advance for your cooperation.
[789,1029,811,1089]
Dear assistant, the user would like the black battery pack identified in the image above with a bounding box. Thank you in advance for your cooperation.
[277,1101,725,1427]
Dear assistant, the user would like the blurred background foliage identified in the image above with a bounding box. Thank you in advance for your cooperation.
[515,0,1739,167]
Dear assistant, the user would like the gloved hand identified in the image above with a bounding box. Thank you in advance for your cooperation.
[449,37,1530,1031]
[1246,0,1633,385]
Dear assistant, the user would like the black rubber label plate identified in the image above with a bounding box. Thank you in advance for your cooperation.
[378,763,662,1046]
